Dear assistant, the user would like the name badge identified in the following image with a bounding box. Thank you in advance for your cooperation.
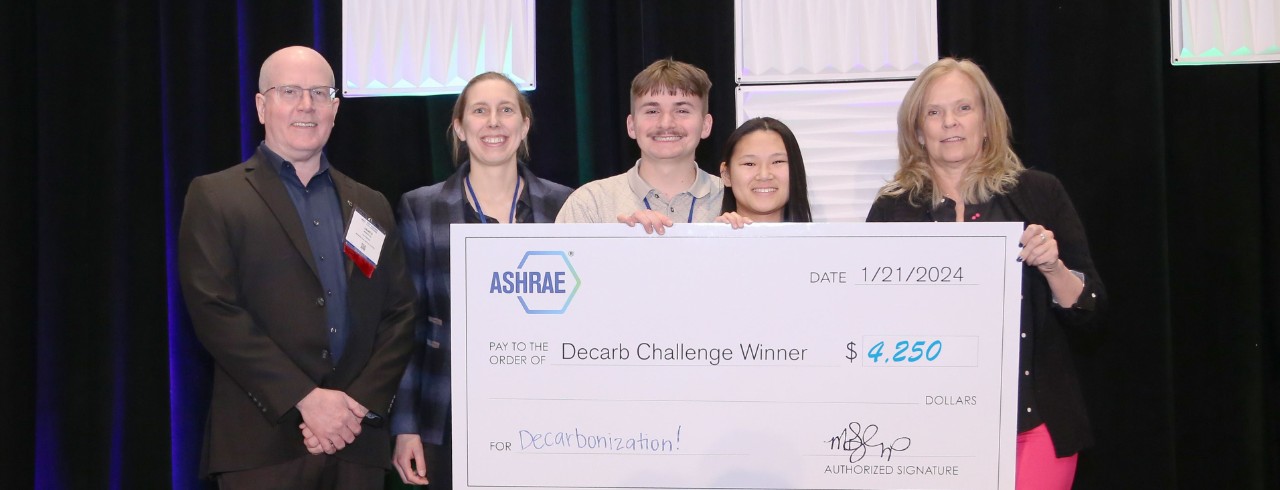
[343,207,386,278]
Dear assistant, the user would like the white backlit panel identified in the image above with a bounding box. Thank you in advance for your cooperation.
[341,0,536,97]
[735,0,937,83]
[737,81,912,222]
[1171,0,1280,65]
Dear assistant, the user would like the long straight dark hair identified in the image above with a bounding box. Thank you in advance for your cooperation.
[719,117,813,222]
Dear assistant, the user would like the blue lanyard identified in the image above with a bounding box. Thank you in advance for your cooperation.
[643,195,697,223]
[465,174,522,224]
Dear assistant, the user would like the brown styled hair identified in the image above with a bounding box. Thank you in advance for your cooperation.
[629,58,712,114]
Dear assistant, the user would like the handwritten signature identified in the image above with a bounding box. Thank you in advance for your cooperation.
[826,421,911,463]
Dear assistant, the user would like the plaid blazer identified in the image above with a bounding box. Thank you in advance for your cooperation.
[390,161,573,443]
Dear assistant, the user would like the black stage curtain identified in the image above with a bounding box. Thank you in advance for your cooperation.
[2,1,1275,488]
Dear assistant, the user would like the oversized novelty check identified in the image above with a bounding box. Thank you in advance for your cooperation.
[451,223,1023,489]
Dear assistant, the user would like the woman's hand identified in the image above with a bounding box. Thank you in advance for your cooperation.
[715,212,753,229]
[1019,224,1060,272]
[393,433,429,485]
[1021,223,1084,306]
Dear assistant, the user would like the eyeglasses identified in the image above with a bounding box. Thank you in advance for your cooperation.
[263,85,339,103]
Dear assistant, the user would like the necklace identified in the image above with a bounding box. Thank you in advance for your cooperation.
[643,195,697,223]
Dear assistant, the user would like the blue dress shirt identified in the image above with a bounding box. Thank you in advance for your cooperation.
[261,143,351,363]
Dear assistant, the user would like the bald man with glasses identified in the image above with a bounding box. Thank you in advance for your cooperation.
[179,45,415,488]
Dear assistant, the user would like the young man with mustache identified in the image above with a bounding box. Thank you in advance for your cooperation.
[556,58,724,233]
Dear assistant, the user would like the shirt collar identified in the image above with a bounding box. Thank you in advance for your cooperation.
[259,142,331,181]
[625,159,717,200]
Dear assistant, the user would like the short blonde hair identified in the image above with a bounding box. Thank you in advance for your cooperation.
[630,58,712,114]
[880,58,1023,206]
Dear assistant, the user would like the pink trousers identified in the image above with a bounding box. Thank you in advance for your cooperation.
[1016,423,1078,489]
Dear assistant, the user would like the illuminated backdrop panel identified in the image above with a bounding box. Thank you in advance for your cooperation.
[736,0,937,83]
[1171,0,1280,65]
[341,0,537,97]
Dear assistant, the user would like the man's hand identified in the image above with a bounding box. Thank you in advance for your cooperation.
[617,210,675,235]
[393,434,430,485]
[300,423,324,454]
[295,388,368,454]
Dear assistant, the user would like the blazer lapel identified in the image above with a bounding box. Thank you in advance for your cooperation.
[429,163,470,310]
[440,162,470,225]
[244,152,321,280]
[331,168,358,279]
[519,163,553,223]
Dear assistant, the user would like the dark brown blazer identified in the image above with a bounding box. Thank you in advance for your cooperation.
[179,149,415,476]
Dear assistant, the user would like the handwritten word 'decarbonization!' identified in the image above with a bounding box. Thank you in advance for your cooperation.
[518,426,682,453]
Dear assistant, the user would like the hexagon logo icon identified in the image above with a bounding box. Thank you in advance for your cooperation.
[487,251,581,314]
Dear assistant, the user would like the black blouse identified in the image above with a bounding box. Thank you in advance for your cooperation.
[867,169,1106,457]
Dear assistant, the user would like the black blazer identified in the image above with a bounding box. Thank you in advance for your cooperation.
[867,169,1107,457]
[179,149,416,475]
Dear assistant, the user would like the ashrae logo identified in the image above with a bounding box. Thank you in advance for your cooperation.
[489,251,581,314]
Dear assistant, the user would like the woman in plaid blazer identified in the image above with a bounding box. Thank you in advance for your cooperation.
[390,72,573,487]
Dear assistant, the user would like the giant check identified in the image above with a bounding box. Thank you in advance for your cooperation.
[451,223,1023,489]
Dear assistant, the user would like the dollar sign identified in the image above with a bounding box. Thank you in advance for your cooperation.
[845,342,857,362]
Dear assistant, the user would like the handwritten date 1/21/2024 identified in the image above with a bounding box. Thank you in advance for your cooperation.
[863,266,963,283]
[827,421,911,463]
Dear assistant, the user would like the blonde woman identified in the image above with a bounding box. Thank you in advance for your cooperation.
[867,58,1106,490]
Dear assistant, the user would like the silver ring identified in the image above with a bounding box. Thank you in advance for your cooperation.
[1039,233,1047,242]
